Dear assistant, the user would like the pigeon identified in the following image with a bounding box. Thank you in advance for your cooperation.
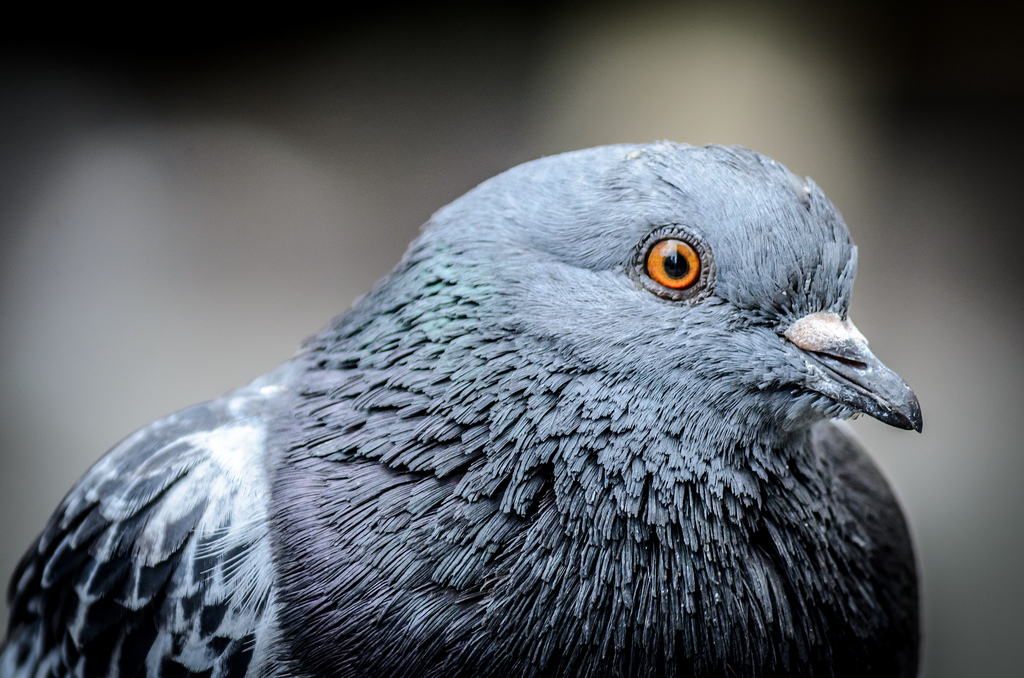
[0,142,922,678]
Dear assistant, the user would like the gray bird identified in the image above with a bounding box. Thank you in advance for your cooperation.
[1,142,921,678]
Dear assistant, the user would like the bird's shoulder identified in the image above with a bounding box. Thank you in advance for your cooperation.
[1,364,299,678]
[810,419,912,543]
[809,419,919,677]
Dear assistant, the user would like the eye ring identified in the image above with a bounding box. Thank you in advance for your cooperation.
[633,226,714,302]
[646,239,700,289]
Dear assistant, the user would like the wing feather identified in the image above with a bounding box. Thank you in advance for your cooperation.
[1,374,291,678]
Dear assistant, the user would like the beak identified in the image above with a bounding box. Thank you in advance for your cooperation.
[784,312,922,432]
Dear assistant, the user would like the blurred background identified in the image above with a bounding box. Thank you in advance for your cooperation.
[1,1,1021,674]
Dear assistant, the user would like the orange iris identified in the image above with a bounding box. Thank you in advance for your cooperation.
[646,239,701,289]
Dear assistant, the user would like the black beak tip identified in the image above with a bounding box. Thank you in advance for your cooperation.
[907,393,923,433]
[886,391,923,433]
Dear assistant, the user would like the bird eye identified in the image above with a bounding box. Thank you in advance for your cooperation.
[646,239,701,289]
[634,227,713,302]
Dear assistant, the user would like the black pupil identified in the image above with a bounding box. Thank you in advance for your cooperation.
[663,246,690,278]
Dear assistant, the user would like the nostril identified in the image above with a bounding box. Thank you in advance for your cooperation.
[814,351,868,370]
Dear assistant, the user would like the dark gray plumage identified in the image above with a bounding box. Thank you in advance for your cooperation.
[1,142,921,678]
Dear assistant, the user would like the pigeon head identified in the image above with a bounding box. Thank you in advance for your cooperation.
[384,142,920,450]
[285,143,922,676]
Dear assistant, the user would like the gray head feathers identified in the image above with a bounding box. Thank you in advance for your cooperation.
[275,143,918,677]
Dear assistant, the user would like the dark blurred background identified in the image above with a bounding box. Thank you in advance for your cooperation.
[2,2,1021,675]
